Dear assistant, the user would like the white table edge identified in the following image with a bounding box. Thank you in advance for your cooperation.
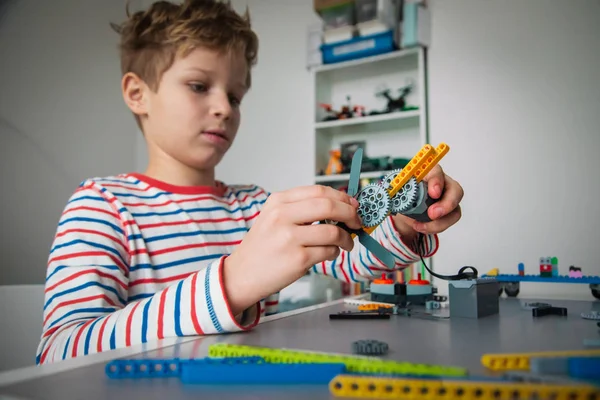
[0,294,365,388]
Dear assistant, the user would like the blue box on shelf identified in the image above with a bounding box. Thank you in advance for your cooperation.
[320,30,395,64]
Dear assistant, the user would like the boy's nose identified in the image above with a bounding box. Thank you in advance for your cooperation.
[210,93,232,120]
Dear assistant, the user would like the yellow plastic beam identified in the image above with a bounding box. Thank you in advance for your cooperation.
[481,349,600,371]
[329,374,600,399]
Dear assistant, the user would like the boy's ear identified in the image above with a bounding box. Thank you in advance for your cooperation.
[121,72,148,116]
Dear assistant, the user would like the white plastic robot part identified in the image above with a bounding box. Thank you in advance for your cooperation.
[581,310,600,320]
[343,298,392,307]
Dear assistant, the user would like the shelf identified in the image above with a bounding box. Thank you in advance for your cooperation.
[315,170,394,183]
[315,110,419,130]
[311,47,421,73]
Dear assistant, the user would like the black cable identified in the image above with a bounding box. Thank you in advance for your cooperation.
[412,232,478,281]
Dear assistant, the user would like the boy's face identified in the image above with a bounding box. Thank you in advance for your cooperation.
[134,46,248,173]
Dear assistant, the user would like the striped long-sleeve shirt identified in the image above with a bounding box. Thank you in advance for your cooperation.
[36,173,438,364]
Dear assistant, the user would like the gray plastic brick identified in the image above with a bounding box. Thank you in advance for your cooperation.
[449,278,499,318]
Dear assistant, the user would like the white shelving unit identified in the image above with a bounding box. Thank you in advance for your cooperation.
[309,46,429,186]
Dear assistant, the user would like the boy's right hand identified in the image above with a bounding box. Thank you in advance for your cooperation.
[223,185,363,315]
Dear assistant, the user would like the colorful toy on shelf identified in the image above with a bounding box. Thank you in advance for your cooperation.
[321,143,450,268]
[482,261,600,300]
[325,149,343,175]
[569,265,583,278]
[319,95,364,121]
[539,257,558,277]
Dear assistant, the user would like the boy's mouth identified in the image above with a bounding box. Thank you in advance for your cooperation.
[202,129,229,142]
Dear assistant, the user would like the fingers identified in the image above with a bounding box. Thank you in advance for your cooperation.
[424,165,445,199]
[427,173,464,220]
[279,197,362,229]
[304,246,342,267]
[296,223,355,252]
[415,205,462,234]
[266,185,357,207]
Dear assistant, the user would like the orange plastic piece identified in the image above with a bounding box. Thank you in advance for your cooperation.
[325,149,343,175]
[358,303,393,310]
[372,273,394,284]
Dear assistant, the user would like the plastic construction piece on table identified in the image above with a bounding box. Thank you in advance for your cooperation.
[357,303,393,311]
[532,306,567,318]
[180,362,346,385]
[330,312,391,320]
[531,356,600,381]
[328,374,600,399]
[105,356,265,379]
[585,339,600,347]
[352,340,389,356]
[568,357,600,381]
[208,343,468,377]
[520,301,552,310]
[582,311,600,320]
[481,349,600,371]
[483,274,600,284]
[502,370,598,386]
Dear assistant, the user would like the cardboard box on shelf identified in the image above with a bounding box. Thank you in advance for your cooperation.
[314,0,355,12]
[314,0,356,30]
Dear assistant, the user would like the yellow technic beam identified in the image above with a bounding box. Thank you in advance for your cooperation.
[362,142,449,235]
[329,374,600,400]
[481,349,600,371]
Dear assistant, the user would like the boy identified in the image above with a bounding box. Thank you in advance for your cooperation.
[36,0,463,365]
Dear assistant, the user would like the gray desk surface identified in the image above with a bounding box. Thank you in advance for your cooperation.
[1,297,599,399]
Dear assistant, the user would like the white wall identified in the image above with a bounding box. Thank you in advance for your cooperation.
[427,0,600,298]
[0,0,139,285]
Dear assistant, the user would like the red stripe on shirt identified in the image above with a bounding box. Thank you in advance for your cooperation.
[190,272,204,335]
[157,289,168,339]
[45,269,128,293]
[55,229,125,249]
[137,211,259,229]
[120,190,264,208]
[125,302,142,346]
[97,317,110,353]
[71,319,94,358]
[62,206,119,219]
[144,240,241,257]
[130,272,193,287]
[43,294,118,326]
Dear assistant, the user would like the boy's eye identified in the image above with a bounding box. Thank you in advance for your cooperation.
[229,96,241,107]
[189,83,207,92]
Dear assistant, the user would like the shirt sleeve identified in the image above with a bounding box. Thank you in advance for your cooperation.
[311,215,439,282]
[261,293,280,317]
[36,183,260,365]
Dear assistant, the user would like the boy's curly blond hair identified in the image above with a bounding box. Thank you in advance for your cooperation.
[110,0,259,92]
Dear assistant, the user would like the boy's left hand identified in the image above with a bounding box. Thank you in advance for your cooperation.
[391,165,463,237]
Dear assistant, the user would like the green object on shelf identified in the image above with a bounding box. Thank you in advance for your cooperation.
[391,158,410,169]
